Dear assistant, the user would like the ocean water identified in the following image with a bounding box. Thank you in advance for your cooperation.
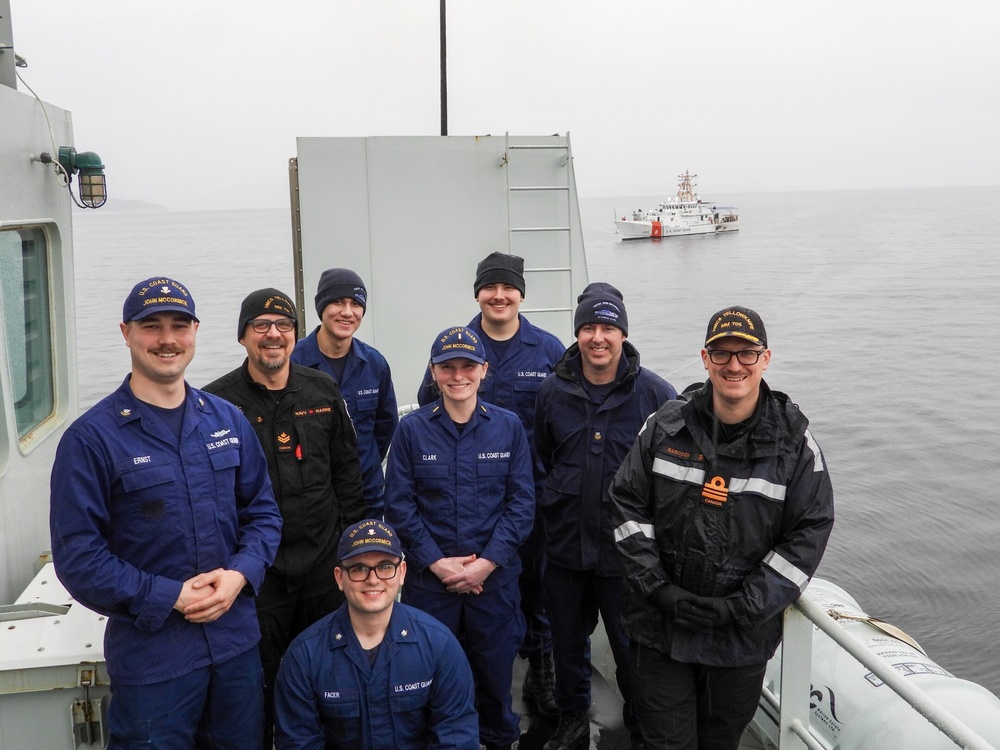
[71,185,1000,695]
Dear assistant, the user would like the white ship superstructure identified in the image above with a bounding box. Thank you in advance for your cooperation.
[615,170,739,239]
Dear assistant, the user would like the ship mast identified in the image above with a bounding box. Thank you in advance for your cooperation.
[440,0,448,136]
[677,170,698,202]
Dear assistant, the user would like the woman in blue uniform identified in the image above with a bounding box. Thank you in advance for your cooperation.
[385,326,535,750]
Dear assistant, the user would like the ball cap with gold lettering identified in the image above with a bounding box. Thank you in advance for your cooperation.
[123,277,198,323]
[705,306,767,347]
[338,519,403,563]
[430,326,487,365]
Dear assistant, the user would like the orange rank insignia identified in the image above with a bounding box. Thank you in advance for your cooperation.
[277,433,291,445]
[701,476,729,507]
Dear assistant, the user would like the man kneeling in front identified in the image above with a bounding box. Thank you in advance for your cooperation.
[274,519,480,749]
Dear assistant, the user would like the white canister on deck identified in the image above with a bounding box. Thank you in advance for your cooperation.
[761,578,1000,750]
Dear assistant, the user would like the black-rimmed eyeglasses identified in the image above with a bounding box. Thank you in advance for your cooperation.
[705,349,766,366]
[248,318,296,334]
[343,561,401,582]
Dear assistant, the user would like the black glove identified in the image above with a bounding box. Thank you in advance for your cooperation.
[675,596,734,629]
[650,584,696,621]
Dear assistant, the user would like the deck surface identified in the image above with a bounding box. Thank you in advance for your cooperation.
[512,657,632,749]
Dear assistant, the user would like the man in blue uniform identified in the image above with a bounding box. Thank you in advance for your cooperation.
[203,287,367,748]
[610,306,834,750]
[417,252,566,716]
[534,283,677,750]
[292,268,398,517]
[49,276,282,749]
[274,519,479,750]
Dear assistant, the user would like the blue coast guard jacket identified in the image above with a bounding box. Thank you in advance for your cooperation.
[49,377,282,684]
[534,341,676,575]
[416,313,565,483]
[609,381,835,666]
[384,398,535,591]
[274,602,479,750]
[292,330,398,505]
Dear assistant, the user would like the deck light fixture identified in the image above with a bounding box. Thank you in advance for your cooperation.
[36,147,108,209]
[57,147,107,208]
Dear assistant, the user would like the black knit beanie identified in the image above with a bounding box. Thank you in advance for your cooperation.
[237,288,296,340]
[315,268,368,317]
[473,252,526,297]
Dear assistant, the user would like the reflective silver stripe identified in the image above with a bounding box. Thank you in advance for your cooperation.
[804,429,825,472]
[614,520,655,544]
[729,476,786,502]
[652,457,705,485]
[764,550,810,592]
[637,412,656,436]
[653,457,789,501]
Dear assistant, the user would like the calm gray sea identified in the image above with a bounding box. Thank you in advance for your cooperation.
[72,185,1000,694]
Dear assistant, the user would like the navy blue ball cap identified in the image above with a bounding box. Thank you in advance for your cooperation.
[123,277,198,323]
[430,326,486,365]
[338,519,403,563]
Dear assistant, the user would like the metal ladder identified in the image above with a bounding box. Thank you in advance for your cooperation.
[502,131,578,331]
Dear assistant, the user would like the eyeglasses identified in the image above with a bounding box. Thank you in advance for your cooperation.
[248,318,296,334]
[343,561,401,582]
[705,348,766,365]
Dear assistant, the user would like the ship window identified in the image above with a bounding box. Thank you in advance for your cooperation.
[0,228,55,440]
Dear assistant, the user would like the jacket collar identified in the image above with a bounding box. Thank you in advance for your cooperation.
[238,358,303,394]
[671,380,808,459]
[112,375,211,441]
[299,327,365,367]
[469,312,547,346]
[427,397,491,437]
[554,339,640,390]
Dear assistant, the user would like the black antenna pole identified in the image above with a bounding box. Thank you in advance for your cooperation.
[440,0,448,136]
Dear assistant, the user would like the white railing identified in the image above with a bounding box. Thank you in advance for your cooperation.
[775,595,997,750]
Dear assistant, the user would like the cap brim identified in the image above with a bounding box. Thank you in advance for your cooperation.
[339,544,403,563]
[705,332,765,346]
[128,306,199,323]
[430,351,486,365]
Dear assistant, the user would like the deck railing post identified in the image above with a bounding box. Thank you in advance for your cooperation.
[778,604,812,749]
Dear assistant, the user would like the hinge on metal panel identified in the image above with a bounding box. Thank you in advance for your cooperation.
[72,667,108,746]
[71,696,108,747]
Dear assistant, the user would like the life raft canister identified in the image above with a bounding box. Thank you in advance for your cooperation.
[757,578,1000,750]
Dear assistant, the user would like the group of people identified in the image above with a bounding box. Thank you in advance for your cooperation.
[49,252,834,750]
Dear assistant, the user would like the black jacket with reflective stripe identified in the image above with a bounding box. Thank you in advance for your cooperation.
[610,381,834,666]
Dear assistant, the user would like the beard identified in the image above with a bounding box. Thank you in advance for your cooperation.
[255,351,287,372]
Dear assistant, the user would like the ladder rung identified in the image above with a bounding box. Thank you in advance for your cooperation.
[509,186,570,192]
[507,144,569,151]
[510,226,570,233]
[521,306,574,314]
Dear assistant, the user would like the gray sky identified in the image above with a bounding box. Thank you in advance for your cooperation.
[11,0,999,211]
